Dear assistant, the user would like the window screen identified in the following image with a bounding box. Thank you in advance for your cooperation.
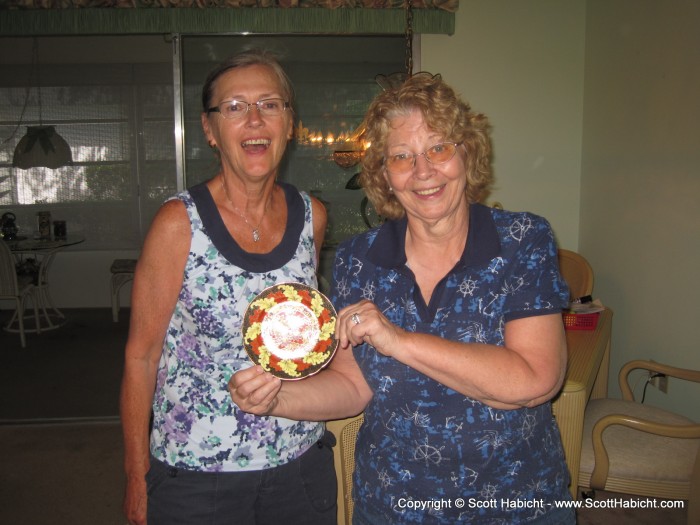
[0,41,175,250]
[1,35,405,251]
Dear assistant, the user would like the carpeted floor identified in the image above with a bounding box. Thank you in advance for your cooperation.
[0,309,689,525]
[1,308,127,524]
[0,308,126,422]
[0,420,125,525]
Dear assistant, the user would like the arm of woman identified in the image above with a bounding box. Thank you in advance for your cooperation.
[229,195,367,422]
[120,199,190,525]
[341,302,566,410]
[229,334,373,421]
[309,194,328,264]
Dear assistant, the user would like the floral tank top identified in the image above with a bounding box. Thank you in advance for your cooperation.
[150,181,325,472]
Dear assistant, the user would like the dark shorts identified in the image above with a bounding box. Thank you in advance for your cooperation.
[147,431,337,525]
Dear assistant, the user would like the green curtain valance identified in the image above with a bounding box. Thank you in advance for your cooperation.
[0,1,456,36]
[1,0,456,7]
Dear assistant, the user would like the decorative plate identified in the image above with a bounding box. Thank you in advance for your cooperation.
[242,282,338,380]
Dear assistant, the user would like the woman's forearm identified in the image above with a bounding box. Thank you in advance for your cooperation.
[391,316,567,409]
[230,346,373,421]
[120,356,159,478]
[271,368,370,421]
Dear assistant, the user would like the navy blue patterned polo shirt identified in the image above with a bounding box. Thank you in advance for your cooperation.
[331,203,572,524]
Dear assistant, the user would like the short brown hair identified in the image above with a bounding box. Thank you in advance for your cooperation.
[201,49,295,113]
[359,73,492,220]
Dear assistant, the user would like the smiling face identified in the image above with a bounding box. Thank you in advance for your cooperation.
[383,109,469,225]
[201,64,294,183]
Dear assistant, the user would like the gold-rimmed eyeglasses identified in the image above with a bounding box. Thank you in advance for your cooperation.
[384,142,460,175]
[207,98,290,120]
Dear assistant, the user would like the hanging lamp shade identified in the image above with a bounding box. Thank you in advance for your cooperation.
[12,125,73,169]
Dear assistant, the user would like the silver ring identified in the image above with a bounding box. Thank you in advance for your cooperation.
[351,313,361,325]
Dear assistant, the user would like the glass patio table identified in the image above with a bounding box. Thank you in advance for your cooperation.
[3,235,85,332]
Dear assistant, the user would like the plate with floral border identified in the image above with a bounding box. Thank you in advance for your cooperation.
[242,282,338,380]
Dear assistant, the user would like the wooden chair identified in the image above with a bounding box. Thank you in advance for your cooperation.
[110,258,136,322]
[557,248,594,300]
[1,240,40,347]
[578,360,700,524]
[327,414,364,525]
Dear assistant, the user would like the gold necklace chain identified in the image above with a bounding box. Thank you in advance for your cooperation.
[220,177,269,243]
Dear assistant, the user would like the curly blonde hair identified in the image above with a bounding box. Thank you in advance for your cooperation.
[359,73,493,220]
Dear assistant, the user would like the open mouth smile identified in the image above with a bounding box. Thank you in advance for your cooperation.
[414,185,444,197]
[242,138,271,150]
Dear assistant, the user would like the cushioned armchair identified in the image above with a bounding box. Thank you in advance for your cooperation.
[578,359,700,524]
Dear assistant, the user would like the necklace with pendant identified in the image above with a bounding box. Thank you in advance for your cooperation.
[220,178,269,242]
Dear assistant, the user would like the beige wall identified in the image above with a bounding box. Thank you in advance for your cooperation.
[422,0,586,249]
[423,0,699,419]
[579,0,700,419]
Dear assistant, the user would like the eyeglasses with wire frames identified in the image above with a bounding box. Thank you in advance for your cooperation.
[384,142,461,175]
[207,98,290,120]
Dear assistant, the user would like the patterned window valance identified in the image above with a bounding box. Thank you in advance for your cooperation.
[2,0,456,7]
[0,0,457,36]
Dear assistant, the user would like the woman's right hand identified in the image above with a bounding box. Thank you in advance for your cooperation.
[123,475,148,525]
[228,365,283,415]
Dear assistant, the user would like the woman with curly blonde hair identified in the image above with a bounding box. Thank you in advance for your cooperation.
[231,72,574,524]
[360,72,492,219]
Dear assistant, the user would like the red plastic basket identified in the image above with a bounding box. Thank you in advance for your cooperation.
[562,312,600,331]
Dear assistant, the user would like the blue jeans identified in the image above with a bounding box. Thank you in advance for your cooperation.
[147,431,337,525]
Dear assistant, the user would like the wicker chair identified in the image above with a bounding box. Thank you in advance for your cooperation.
[1,240,40,347]
[110,258,137,322]
[327,414,364,525]
[578,359,700,524]
[557,248,594,300]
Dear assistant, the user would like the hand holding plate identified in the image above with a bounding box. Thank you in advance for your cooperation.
[229,366,282,416]
[242,283,339,380]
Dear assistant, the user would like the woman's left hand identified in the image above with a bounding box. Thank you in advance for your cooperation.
[337,299,403,356]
